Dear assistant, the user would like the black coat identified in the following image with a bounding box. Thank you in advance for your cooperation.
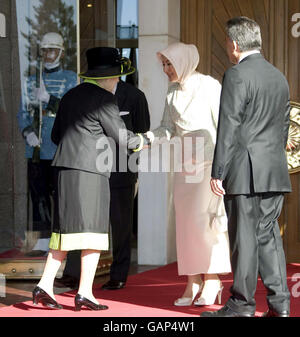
[212,54,291,194]
[109,80,150,188]
[51,82,141,178]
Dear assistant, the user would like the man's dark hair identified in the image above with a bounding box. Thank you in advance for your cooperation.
[226,16,262,52]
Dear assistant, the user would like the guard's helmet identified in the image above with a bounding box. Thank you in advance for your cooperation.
[40,32,64,50]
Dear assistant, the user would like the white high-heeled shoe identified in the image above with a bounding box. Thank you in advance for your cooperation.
[174,282,204,307]
[194,280,223,306]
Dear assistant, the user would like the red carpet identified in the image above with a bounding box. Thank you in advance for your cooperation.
[0,263,299,317]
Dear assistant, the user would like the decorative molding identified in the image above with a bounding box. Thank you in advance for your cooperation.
[0,251,112,279]
[287,101,300,174]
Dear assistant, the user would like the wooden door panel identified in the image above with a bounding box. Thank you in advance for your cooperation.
[181,0,300,262]
[286,174,300,262]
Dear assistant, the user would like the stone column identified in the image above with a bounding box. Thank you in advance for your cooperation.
[137,0,180,265]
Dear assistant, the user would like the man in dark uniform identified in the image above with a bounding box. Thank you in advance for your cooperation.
[55,70,150,289]
[103,79,150,289]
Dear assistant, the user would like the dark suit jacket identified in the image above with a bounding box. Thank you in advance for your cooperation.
[212,53,291,194]
[51,82,141,178]
[109,80,150,188]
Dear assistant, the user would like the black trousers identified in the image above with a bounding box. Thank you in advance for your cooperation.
[109,185,135,282]
[28,159,54,236]
[224,192,290,314]
[63,184,135,282]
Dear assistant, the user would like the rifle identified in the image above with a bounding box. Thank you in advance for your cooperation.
[32,46,43,163]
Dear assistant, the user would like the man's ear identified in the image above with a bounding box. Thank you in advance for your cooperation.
[233,40,239,52]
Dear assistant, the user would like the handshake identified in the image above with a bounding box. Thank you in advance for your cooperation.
[127,131,154,152]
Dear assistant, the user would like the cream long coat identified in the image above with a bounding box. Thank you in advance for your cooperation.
[152,70,231,275]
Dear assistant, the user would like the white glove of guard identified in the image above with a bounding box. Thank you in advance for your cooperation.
[34,79,50,104]
[26,132,40,147]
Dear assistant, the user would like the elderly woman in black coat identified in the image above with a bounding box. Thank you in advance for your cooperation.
[32,47,148,311]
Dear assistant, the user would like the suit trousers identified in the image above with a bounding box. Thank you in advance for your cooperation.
[224,192,290,314]
[28,159,54,236]
[109,185,135,282]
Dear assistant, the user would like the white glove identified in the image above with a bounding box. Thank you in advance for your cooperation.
[146,131,155,143]
[34,79,50,104]
[26,132,40,147]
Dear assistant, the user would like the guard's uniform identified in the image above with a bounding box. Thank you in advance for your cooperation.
[17,66,77,235]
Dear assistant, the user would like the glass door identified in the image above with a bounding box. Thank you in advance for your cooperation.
[116,0,138,86]
[0,0,79,279]
[0,0,118,279]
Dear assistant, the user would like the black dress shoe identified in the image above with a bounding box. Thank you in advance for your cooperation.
[74,294,109,311]
[54,275,79,289]
[200,305,254,317]
[101,280,126,290]
[32,286,63,309]
[262,309,289,317]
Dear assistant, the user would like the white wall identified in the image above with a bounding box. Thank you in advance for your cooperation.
[137,0,180,265]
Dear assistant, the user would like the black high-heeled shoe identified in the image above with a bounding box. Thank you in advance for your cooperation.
[74,294,108,311]
[32,286,63,309]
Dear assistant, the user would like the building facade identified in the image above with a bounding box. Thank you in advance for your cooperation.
[0,0,299,278]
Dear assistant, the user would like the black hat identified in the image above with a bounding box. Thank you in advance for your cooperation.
[78,47,135,79]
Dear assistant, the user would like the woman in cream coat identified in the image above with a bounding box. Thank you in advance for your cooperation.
[147,42,231,306]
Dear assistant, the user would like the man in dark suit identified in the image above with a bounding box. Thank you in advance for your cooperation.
[55,78,150,290]
[102,80,150,290]
[201,16,291,317]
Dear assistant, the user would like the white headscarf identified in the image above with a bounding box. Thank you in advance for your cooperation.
[157,42,199,85]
